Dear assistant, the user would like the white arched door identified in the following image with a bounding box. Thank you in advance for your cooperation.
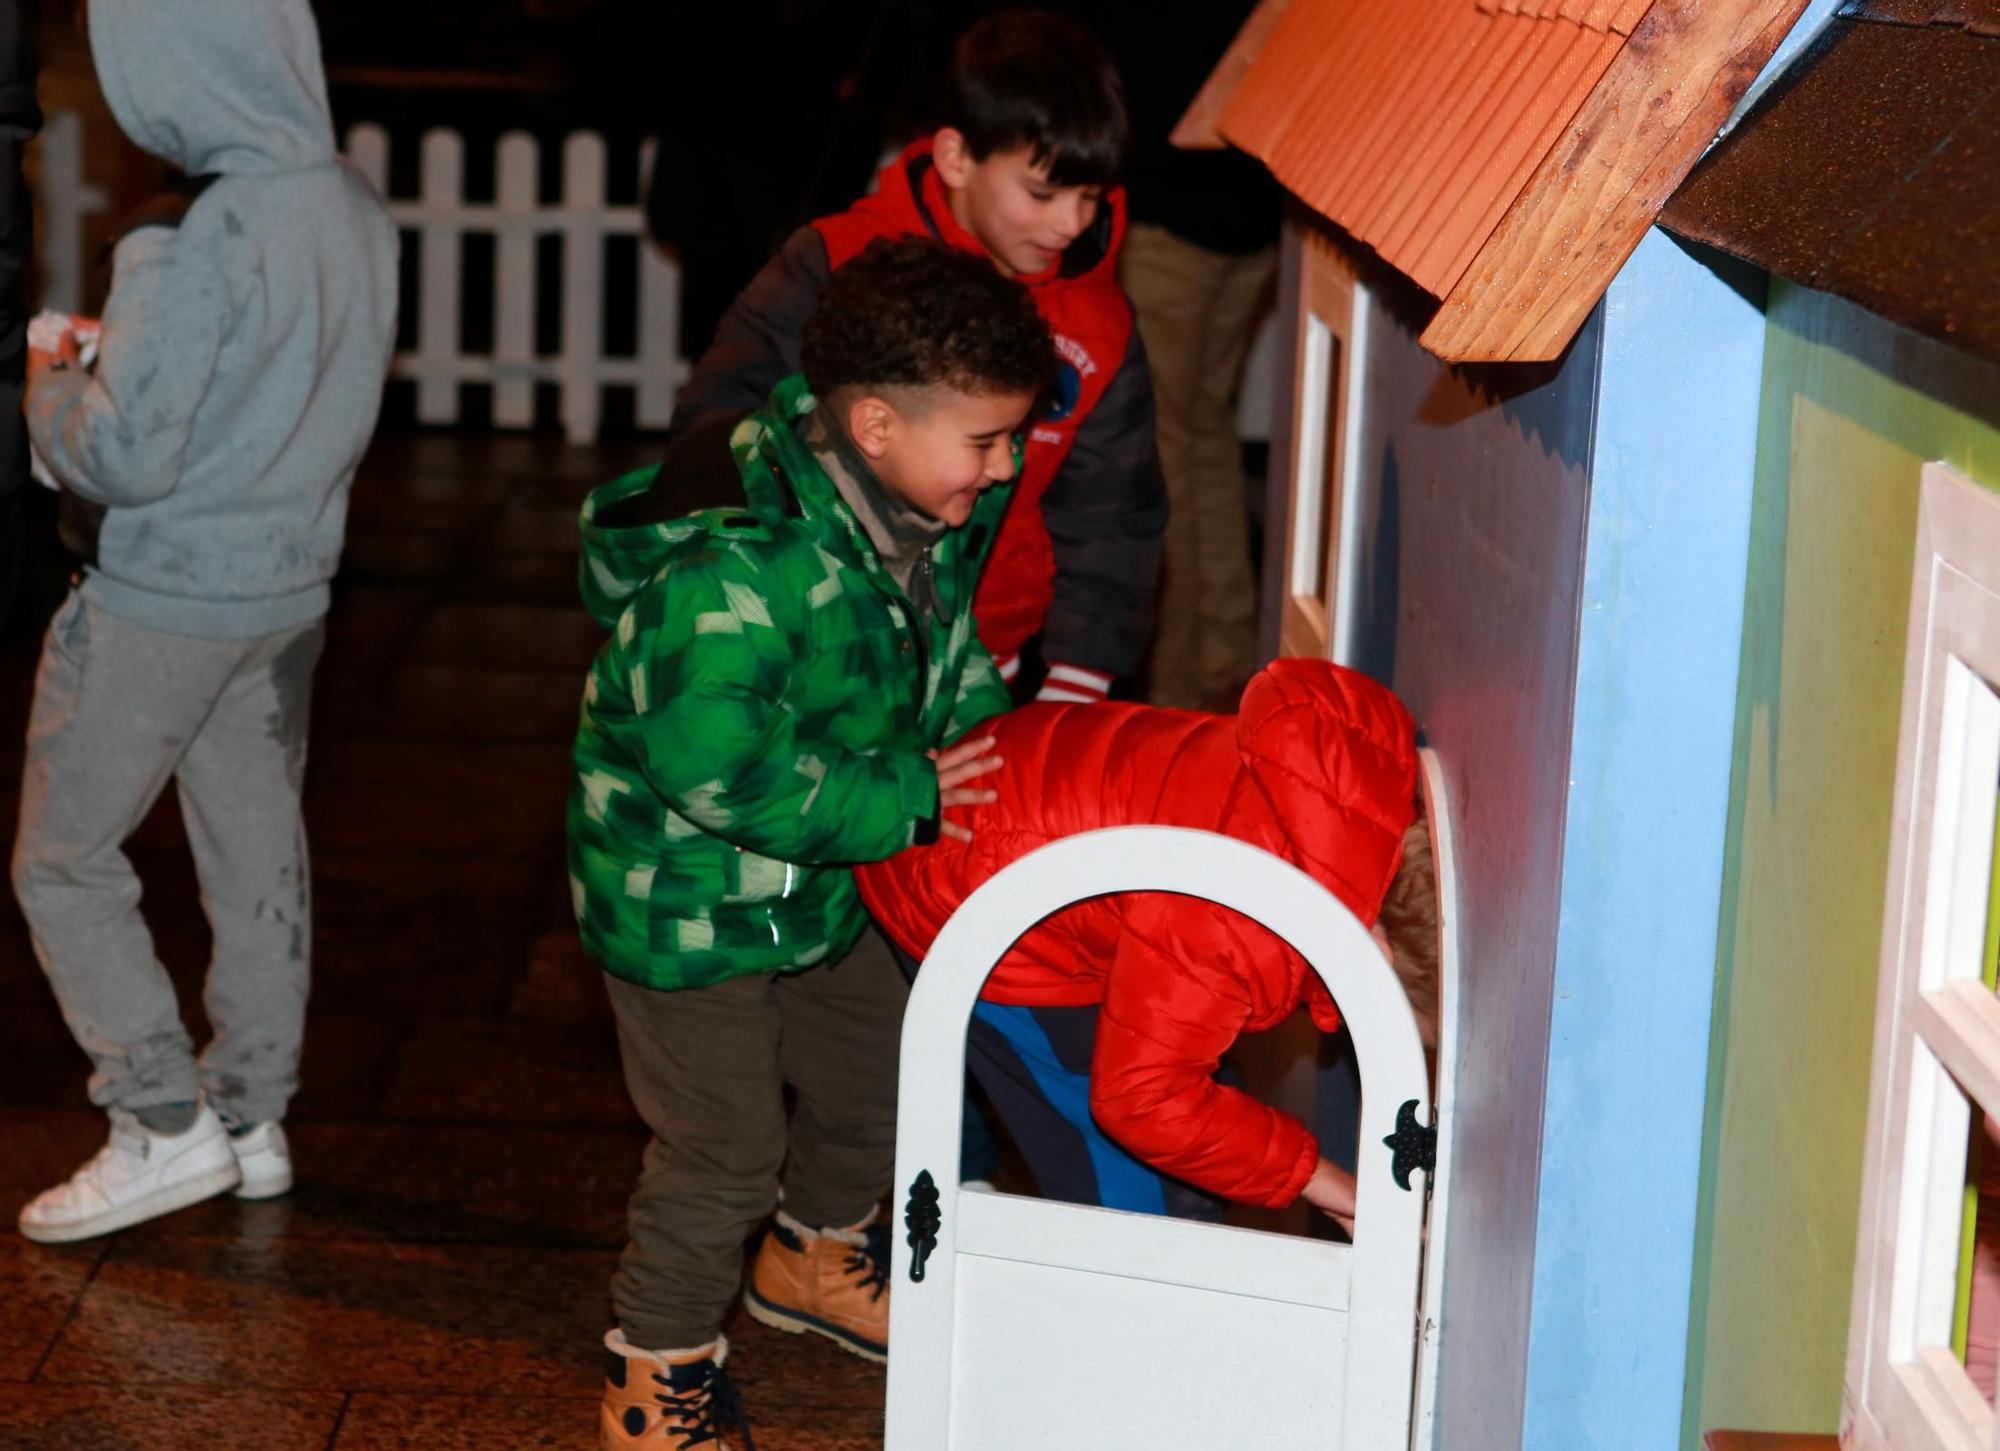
[885,824,1436,1450]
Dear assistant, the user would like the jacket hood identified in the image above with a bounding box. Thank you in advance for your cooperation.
[577,466,714,628]
[1233,660,1419,927]
[88,0,336,175]
[578,382,826,628]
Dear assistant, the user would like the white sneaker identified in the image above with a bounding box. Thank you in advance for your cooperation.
[17,1104,241,1244]
[226,1121,293,1199]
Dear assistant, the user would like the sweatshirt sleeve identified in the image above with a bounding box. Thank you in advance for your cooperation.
[1036,324,1167,683]
[666,226,828,442]
[28,226,229,507]
[631,550,939,864]
[1087,899,1321,1209]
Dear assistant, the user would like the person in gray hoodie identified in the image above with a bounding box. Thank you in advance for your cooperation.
[12,0,398,1244]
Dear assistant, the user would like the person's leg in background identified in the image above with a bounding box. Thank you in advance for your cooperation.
[1123,222,1275,711]
[1123,221,1221,709]
[177,620,326,1198]
[1186,244,1276,710]
[742,926,908,1363]
[11,599,255,1241]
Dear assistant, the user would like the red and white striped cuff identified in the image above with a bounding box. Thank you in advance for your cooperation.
[994,652,1022,683]
[1036,662,1113,705]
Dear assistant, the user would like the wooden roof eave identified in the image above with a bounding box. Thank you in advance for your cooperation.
[1210,0,1811,364]
[1422,0,1812,361]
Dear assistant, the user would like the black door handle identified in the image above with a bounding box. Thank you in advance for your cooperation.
[904,1169,941,1282]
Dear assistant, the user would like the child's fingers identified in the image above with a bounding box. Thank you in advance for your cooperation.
[941,821,973,843]
[937,753,1002,791]
[934,735,997,771]
[940,787,998,809]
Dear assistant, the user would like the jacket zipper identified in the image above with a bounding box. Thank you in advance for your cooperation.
[903,547,934,712]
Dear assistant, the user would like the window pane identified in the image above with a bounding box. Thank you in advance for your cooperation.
[1963,773,2000,1403]
[1960,1114,2000,1404]
[1313,333,1345,611]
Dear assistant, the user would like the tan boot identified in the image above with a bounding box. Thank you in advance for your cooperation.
[741,1206,889,1363]
[600,1329,754,1449]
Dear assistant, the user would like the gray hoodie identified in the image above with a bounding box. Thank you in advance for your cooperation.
[28,0,398,639]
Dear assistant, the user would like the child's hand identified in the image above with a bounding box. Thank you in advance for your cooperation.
[1300,1157,1356,1234]
[930,735,1002,843]
[27,328,81,386]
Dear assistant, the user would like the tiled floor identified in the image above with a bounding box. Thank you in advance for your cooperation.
[0,434,885,1448]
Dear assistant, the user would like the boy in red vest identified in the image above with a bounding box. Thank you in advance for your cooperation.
[665,9,1165,705]
[856,660,1441,1225]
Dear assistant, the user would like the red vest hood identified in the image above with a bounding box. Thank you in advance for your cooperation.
[817,137,1130,293]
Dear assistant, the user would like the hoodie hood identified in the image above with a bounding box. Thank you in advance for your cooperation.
[1232,659,1419,926]
[1231,660,1418,1035]
[89,0,335,175]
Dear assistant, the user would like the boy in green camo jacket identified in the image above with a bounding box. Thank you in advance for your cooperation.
[569,237,1057,1451]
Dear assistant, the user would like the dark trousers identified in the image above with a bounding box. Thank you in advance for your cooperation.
[603,927,907,1350]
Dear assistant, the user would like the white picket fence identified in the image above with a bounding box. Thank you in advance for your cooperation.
[345,125,685,444]
[33,111,686,445]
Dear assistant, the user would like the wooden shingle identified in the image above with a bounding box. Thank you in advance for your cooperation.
[1214,0,1809,361]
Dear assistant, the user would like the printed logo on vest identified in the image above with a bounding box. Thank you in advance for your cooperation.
[1045,360,1082,421]
[1044,334,1099,424]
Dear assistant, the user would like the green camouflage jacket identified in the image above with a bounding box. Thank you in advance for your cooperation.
[568,375,1014,991]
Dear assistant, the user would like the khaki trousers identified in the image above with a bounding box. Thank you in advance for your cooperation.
[1122,223,1276,710]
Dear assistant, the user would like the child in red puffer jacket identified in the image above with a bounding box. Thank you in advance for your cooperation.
[857,658,1439,1225]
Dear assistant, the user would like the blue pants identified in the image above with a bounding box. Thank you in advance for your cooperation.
[967,1000,1226,1221]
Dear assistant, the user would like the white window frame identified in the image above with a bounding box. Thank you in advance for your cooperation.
[1279,231,1370,664]
[1847,462,2000,1451]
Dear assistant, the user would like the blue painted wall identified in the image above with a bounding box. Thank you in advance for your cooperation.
[1518,230,1770,1451]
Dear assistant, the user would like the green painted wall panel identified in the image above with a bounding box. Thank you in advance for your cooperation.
[1691,282,2000,1440]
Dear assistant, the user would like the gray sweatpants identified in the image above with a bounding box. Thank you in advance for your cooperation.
[11,594,325,1127]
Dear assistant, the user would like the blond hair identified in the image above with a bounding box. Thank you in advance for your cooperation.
[1377,798,1440,1049]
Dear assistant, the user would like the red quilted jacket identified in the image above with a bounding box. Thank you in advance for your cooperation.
[856,659,1418,1208]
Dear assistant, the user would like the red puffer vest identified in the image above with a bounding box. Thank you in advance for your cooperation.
[814,140,1135,667]
[856,659,1419,1207]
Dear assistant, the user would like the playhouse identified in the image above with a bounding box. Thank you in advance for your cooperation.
[885,0,2000,1447]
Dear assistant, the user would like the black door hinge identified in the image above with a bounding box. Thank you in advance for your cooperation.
[1383,1100,1437,1191]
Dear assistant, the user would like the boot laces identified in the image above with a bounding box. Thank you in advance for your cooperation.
[844,1223,890,1301]
[655,1359,756,1450]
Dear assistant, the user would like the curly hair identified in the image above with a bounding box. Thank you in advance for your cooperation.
[1377,798,1441,1051]
[801,237,1059,408]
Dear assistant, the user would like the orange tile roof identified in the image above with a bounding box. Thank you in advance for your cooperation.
[1216,0,1811,360]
